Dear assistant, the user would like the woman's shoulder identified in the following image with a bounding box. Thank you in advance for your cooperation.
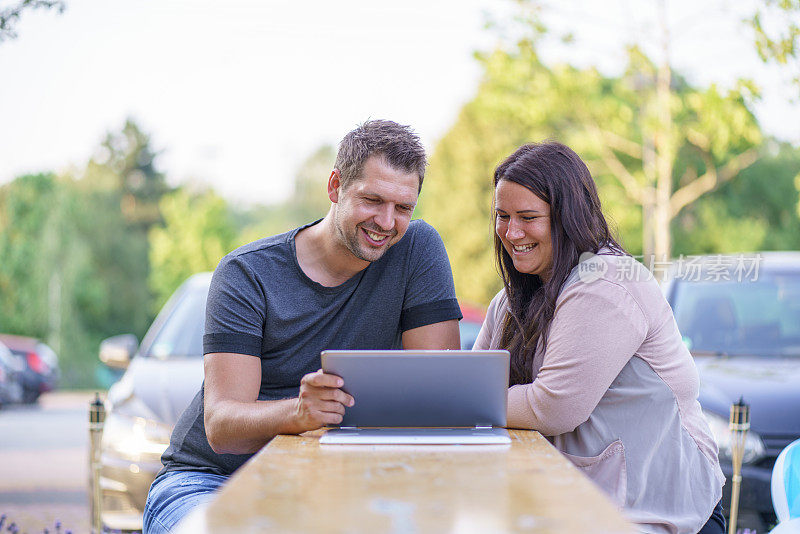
[473,288,510,351]
[595,253,664,304]
[487,288,509,314]
[563,252,668,326]
[567,252,654,292]
[479,289,510,330]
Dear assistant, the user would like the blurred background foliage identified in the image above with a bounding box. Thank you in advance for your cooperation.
[418,0,800,305]
[0,122,335,387]
[1,0,799,387]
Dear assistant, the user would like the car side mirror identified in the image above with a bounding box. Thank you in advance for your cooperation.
[99,334,139,370]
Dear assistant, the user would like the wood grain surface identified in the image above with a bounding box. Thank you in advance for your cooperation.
[195,430,636,533]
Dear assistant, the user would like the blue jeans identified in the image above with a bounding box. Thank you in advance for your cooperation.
[143,470,228,533]
[698,501,726,534]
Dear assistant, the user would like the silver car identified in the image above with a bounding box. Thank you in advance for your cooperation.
[95,274,208,532]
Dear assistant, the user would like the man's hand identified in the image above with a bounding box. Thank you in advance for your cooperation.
[292,369,355,432]
[204,357,355,453]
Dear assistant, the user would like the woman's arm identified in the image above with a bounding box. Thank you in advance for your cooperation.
[507,280,647,435]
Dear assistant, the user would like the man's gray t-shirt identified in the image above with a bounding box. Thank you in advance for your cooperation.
[160,219,462,476]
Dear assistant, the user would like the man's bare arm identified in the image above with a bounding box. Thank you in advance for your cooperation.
[203,353,353,454]
[205,318,457,454]
[402,319,460,350]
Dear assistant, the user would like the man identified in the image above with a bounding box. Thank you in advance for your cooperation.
[142,120,462,532]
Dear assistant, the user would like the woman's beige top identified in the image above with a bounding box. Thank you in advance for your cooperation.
[475,253,725,534]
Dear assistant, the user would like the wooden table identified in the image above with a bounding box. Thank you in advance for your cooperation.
[178,430,637,533]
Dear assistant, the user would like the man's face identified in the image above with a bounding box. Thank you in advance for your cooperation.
[330,155,419,263]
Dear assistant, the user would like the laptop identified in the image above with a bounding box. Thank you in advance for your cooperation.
[319,350,511,445]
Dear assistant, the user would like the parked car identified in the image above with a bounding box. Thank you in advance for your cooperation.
[95,272,487,532]
[0,339,25,406]
[0,334,59,403]
[662,252,800,530]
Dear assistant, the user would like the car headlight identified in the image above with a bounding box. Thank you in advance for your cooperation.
[703,410,765,465]
[102,412,172,460]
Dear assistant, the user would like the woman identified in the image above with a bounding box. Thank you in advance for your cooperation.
[474,142,726,534]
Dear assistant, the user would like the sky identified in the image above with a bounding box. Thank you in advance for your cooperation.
[1,0,797,206]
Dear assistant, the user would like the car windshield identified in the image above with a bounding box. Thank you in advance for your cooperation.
[673,271,800,356]
[146,285,208,359]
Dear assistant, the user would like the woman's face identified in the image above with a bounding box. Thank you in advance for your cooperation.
[495,179,553,281]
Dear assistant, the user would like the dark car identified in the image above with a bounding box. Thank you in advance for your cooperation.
[0,334,59,403]
[663,252,800,530]
[95,272,486,532]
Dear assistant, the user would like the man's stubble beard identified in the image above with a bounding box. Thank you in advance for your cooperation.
[333,209,387,264]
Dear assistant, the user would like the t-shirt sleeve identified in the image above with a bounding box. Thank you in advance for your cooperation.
[203,254,265,357]
[400,221,462,332]
[507,279,648,435]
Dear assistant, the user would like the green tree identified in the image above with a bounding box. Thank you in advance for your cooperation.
[85,118,171,230]
[673,142,800,253]
[417,86,525,305]
[0,174,61,339]
[76,119,168,350]
[581,45,762,261]
[420,40,764,305]
[0,173,119,386]
[149,188,237,308]
[490,0,798,261]
[76,118,171,335]
[0,119,170,387]
[748,0,800,95]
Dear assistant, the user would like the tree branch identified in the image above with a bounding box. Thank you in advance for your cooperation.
[599,129,643,159]
[585,123,646,204]
[0,0,65,42]
[670,148,760,217]
[685,128,710,152]
[678,166,697,187]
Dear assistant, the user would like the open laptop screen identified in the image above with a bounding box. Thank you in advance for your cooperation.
[320,350,510,428]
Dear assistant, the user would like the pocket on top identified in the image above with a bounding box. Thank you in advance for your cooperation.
[561,439,627,508]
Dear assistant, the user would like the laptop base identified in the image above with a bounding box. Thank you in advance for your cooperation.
[320,427,511,445]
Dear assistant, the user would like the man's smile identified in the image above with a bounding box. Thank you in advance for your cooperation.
[361,227,392,246]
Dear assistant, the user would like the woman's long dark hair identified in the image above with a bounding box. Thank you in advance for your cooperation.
[494,142,626,385]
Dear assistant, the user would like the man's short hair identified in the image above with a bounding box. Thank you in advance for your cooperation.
[335,120,427,192]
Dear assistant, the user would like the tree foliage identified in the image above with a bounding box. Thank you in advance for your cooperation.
[748,0,800,95]
[0,170,152,386]
[0,119,168,387]
[0,0,64,42]
[0,174,61,340]
[673,143,800,253]
[85,119,170,230]
[148,188,237,309]
[148,144,336,311]
[419,37,777,305]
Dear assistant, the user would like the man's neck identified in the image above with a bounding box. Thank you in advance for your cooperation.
[294,216,370,287]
